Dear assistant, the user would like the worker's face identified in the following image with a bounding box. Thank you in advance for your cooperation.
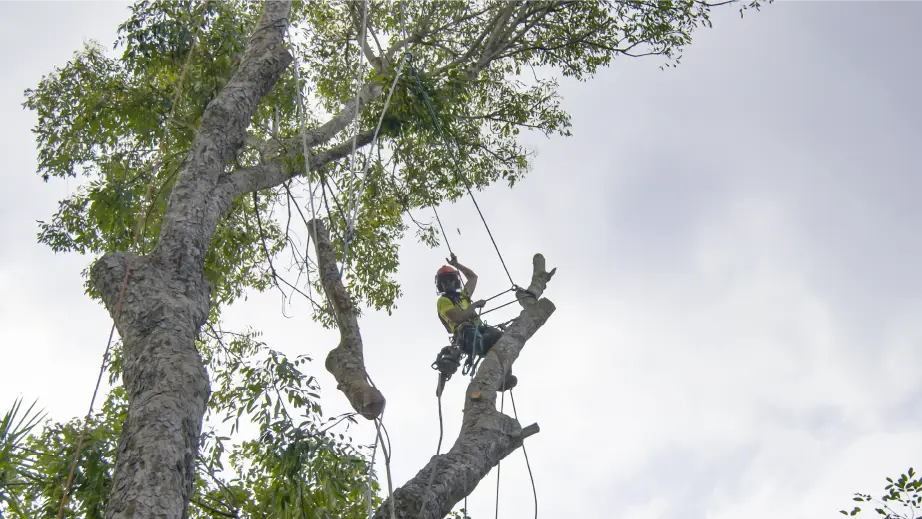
[441,273,461,292]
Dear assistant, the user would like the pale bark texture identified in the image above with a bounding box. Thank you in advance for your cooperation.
[91,253,212,519]
[90,3,295,518]
[307,218,386,420]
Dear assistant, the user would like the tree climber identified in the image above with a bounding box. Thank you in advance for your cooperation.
[434,253,517,391]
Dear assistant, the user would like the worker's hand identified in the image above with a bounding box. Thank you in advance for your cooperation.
[447,253,460,267]
[472,299,486,309]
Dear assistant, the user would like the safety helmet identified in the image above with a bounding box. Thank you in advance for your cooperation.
[435,265,461,293]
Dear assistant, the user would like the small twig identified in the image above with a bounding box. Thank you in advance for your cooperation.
[191,497,238,518]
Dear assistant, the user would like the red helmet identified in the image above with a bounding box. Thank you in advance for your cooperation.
[435,265,461,292]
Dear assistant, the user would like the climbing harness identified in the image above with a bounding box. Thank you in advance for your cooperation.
[430,320,494,396]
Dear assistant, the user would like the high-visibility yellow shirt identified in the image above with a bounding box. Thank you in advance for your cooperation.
[436,288,481,333]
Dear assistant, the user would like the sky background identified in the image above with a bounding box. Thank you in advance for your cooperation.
[2,1,922,518]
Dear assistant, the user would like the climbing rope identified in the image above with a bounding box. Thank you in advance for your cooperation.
[432,205,454,256]
[364,415,384,519]
[493,364,510,519]
[492,376,539,519]
[291,3,408,516]
[511,389,538,519]
[343,0,370,234]
[54,2,212,519]
[407,55,516,288]
[339,49,409,276]
[416,392,446,519]
[338,0,412,279]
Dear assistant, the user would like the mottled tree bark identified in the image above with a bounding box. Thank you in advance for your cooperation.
[89,3,295,518]
[90,253,212,519]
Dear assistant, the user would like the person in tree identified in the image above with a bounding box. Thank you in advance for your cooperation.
[435,253,517,390]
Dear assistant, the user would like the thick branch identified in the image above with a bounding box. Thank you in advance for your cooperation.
[156,0,293,277]
[302,82,384,150]
[372,255,556,519]
[210,129,376,222]
[306,218,385,420]
[350,1,385,73]
[251,80,383,161]
[89,251,133,325]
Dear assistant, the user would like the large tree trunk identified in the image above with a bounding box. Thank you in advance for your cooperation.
[89,3,295,518]
[90,254,212,519]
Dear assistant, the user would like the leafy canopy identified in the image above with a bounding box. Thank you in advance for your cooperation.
[24,0,764,323]
[841,468,922,519]
[14,0,766,517]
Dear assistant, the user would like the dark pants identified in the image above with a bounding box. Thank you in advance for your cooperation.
[456,322,503,357]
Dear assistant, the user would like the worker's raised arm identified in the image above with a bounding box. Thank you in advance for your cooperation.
[447,253,478,296]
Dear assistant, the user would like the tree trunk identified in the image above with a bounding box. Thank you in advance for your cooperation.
[89,2,295,518]
[91,253,212,519]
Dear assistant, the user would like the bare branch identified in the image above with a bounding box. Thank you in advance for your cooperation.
[306,218,385,420]
[517,253,556,307]
[211,129,376,218]
[349,0,385,73]
[432,3,508,77]
[371,255,556,519]
[190,498,238,519]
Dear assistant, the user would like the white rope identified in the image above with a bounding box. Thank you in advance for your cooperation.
[293,58,330,313]
[365,416,384,519]
[344,0,370,239]
[343,51,408,244]
[291,8,404,519]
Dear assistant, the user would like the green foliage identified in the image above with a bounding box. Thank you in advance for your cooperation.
[23,0,763,324]
[0,397,48,515]
[0,392,121,519]
[0,325,380,519]
[16,0,767,516]
[841,468,922,519]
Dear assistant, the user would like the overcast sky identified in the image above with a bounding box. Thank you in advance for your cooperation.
[2,1,921,519]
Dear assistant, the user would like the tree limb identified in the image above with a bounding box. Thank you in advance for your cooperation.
[260,81,384,159]
[156,0,294,277]
[306,218,385,420]
[349,0,386,73]
[371,255,556,519]
[517,253,556,307]
[209,129,376,222]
